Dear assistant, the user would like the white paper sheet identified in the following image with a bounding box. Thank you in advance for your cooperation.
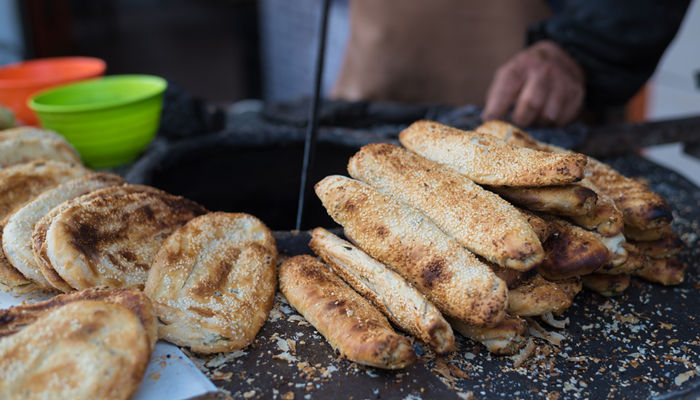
[0,290,217,400]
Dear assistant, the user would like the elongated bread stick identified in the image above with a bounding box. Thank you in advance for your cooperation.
[507,275,581,317]
[315,175,507,327]
[348,143,542,270]
[279,255,416,369]
[633,257,685,286]
[489,184,597,216]
[629,234,683,259]
[624,225,673,241]
[537,216,610,280]
[477,120,671,230]
[596,243,644,275]
[399,120,586,187]
[568,179,624,237]
[310,228,455,354]
[582,273,631,297]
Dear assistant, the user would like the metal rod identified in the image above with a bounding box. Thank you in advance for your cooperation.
[295,0,331,231]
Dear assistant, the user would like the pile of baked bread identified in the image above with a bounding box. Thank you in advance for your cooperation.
[280,120,684,369]
[0,127,278,399]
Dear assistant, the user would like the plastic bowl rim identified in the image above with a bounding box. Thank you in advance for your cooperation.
[0,56,106,89]
[28,74,167,113]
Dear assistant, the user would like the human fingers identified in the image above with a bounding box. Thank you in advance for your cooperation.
[483,63,525,121]
[556,84,585,127]
[512,67,550,127]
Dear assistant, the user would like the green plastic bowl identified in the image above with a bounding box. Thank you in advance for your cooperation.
[28,75,167,168]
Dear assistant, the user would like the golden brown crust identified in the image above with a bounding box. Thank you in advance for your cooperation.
[46,188,206,290]
[32,185,162,292]
[0,287,157,351]
[0,161,89,291]
[537,216,611,280]
[489,184,597,216]
[585,157,672,230]
[0,216,38,293]
[0,127,81,167]
[507,275,581,317]
[0,160,88,219]
[348,143,543,270]
[476,120,543,148]
[629,234,684,259]
[0,137,82,167]
[582,273,631,297]
[315,175,508,327]
[623,225,673,241]
[3,173,124,290]
[400,120,586,187]
[596,242,644,275]
[0,300,151,400]
[488,263,528,289]
[633,257,685,286]
[279,255,416,369]
[449,314,528,355]
[310,227,455,354]
[515,207,553,243]
[569,178,625,237]
[477,120,671,231]
[144,212,277,354]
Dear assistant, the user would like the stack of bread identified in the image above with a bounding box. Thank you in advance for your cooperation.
[0,127,278,399]
[280,120,684,370]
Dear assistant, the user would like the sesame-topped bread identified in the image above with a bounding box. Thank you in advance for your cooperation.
[144,212,277,354]
[45,187,206,290]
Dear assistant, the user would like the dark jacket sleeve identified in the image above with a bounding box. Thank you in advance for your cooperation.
[528,0,690,108]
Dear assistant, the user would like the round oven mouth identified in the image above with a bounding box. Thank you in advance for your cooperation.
[126,133,361,231]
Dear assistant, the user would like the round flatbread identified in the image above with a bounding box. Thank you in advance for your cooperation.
[0,127,81,167]
[0,160,89,292]
[32,184,159,292]
[3,173,124,290]
[144,212,277,354]
[45,188,206,290]
[0,300,151,400]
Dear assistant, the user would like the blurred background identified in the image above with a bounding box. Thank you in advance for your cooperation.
[1,0,698,122]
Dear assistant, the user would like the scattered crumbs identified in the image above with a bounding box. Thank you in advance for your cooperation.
[147,371,161,381]
[243,390,256,398]
[674,370,696,386]
[210,370,233,382]
[206,350,246,368]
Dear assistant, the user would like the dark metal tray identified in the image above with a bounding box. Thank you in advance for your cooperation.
[195,154,699,400]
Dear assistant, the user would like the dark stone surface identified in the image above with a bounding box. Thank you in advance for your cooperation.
[180,156,700,400]
[131,97,699,399]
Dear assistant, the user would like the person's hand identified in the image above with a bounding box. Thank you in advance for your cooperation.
[483,40,585,127]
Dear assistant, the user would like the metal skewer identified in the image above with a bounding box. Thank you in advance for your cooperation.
[295,0,331,231]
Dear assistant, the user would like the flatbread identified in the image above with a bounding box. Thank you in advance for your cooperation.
[0,300,151,400]
[0,287,157,351]
[3,173,123,289]
[0,137,81,168]
[0,127,65,141]
[0,160,89,291]
[144,212,277,354]
[45,188,206,290]
[32,185,162,293]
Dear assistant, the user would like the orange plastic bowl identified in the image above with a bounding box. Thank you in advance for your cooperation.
[0,57,106,125]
